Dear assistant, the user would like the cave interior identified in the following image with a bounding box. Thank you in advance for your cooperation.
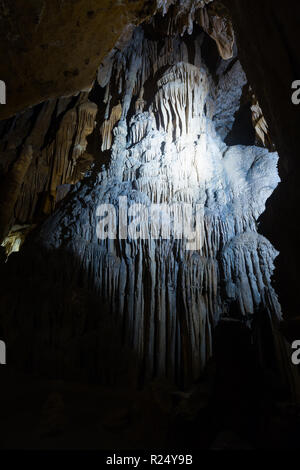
[0,0,300,451]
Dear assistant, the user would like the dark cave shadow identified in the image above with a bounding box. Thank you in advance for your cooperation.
[0,243,141,388]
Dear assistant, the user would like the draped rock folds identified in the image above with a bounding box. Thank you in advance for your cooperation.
[0,94,97,247]
[1,25,282,387]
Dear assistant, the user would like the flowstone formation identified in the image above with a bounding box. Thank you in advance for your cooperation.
[0,24,285,388]
[0,93,97,246]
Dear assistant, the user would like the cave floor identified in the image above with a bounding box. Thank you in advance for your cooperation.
[0,366,299,450]
[0,367,172,450]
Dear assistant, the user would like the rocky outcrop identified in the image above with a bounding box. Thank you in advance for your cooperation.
[0,24,288,390]
[0,93,97,249]
[221,0,300,344]
[0,0,236,251]
[156,0,234,59]
[2,0,298,331]
[0,0,300,450]
[0,0,157,120]
[250,94,272,149]
[0,0,236,120]
[0,143,33,243]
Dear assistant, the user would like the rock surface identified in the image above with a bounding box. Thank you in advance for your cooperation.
[0,0,235,120]
[0,93,97,246]
[0,0,157,120]
[0,23,289,389]
[222,0,300,326]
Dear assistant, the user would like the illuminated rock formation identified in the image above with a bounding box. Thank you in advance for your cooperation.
[0,94,97,252]
[0,25,284,388]
[0,0,235,120]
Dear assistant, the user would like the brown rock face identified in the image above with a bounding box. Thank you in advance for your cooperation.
[0,0,238,120]
[0,0,299,325]
[0,0,237,248]
[0,143,33,243]
[0,18,288,393]
[198,1,234,60]
[0,0,156,120]
[0,93,97,245]
[251,94,273,150]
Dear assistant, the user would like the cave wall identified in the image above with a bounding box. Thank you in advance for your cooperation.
[0,92,97,245]
[0,0,231,120]
[0,0,237,251]
[0,0,156,120]
[0,21,289,390]
[222,0,300,332]
[0,0,299,396]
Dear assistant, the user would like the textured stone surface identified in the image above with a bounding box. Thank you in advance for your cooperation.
[0,24,289,389]
[0,0,235,120]
[0,0,300,449]
[0,93,97,247]
[156,0,234,59]
[251,94,272,149]
[0,0,156,120]
[0,0,236,250]
[222,0,300,324]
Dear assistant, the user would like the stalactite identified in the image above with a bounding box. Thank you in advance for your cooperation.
[0,94,97,244]
[0,144,33,242]
[251,93,274,150]
[156,0,234,60]
[101,103,122,151]
[0,23,282,388]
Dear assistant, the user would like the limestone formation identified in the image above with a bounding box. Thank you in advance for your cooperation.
[0,93,97,252]
[0,25,285,388]
[156,0,234,59]
[222,0,300,329]
[251,94,273,150]
[0,0,157,119]
[0,0,236,120]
